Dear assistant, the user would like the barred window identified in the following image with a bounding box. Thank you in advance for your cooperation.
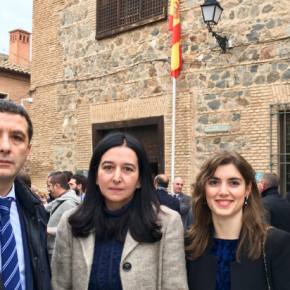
[96,0,168,40]
[270,103,290,195]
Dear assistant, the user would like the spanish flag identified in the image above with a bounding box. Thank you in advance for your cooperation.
[169,0,182,79]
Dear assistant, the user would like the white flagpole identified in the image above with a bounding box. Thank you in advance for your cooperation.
[171,77,176,194]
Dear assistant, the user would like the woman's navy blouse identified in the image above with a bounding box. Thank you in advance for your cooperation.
[210,238,238,290]
[88,201,132,290]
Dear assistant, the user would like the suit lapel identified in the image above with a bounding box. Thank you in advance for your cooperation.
[121,231,139,263]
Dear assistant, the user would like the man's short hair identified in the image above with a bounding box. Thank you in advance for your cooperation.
[155,175,169,188]
[47,170,61,178]
[0,99,33,143]
[17,170,31,188]
[262,173,280,188]
[71,174,88,192]
[49,172,68,190]
[63,171,73,182]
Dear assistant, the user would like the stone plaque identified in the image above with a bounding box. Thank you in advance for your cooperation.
[204,124,229,133]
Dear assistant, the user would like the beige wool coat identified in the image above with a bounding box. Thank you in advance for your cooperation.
[51,205,189,290]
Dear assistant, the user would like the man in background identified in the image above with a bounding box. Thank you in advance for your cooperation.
[63,171,73,189]
[69,173,88,201]
[154,174,180,214]
[172,177,191,225]
[184,183,195,232]
[46,171,81,262]
[259,173,290,232]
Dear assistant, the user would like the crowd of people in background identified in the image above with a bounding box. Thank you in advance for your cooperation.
[1,98,290,290]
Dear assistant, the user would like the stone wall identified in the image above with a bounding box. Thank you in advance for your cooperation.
[30,0,290,192]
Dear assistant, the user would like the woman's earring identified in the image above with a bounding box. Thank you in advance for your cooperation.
[245,195,249,205]
[203,198,207,205]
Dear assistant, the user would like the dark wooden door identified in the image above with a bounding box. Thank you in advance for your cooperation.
[92,117,164,176]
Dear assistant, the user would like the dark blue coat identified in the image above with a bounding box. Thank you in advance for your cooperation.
[156,189,180,214]
[177,193,191,225]
[184,208,194,233]
[14,178,51,290]
[262,186,290,233]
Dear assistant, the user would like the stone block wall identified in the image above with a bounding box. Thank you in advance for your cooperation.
[30,0,290,192]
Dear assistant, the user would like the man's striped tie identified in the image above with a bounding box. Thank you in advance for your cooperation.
[0,198,22,290]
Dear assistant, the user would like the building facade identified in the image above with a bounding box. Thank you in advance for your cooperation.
[30,0,290,194]
[0,29,31,107]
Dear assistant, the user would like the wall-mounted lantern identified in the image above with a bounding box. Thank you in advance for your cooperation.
[201,0,228,53]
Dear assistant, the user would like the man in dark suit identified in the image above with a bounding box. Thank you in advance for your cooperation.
[0,99,51,290]
[259,172,290,233]
[171,177,191,225]
[154,174,180,214]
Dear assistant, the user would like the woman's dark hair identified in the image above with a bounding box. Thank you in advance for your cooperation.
[186,149,268,262]
[69,132,162,243]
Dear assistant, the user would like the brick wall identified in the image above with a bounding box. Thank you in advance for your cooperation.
[0,72,30,111]
[30,0,290,193]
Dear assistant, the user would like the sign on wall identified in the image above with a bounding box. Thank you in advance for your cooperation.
[76,170,89,178]
[204,124,229,133]
[255,172,263,182]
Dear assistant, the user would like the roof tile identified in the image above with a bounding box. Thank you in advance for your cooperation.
[0,54,30,75]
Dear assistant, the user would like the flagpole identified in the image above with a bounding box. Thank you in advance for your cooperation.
[171,77,176,194]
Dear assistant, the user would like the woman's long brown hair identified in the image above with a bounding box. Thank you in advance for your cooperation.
[185,149,268,262]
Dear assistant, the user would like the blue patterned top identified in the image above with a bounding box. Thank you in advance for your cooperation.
[88,201,132,290]
[210,238,238,290]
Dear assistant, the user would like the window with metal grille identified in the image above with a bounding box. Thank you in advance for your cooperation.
[270,103,290,196]
[96,0,168,40]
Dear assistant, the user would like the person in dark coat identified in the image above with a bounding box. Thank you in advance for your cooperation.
[258,172,290,233]
[186,149,290,290]
[0,99,51,290]
[171,177,191,224]
[184,208,194,233]
[154,174,180,214]
[184,183,196,233]
[286,192,290,204]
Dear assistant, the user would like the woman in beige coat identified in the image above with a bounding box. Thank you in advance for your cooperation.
[51,133,188,290]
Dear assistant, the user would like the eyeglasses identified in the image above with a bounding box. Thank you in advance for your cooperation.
[47,184,55,189]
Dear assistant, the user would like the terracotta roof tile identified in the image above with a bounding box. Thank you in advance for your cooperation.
[0,54,30,75]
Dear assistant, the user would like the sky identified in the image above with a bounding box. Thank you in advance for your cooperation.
[0,0,33,55]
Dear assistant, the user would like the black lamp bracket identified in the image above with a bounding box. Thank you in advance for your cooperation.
[207,24,227,53]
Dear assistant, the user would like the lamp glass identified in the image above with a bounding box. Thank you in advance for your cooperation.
[213,5,222,24]
[202,5,215,22]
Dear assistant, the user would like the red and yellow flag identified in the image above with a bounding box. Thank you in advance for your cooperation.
[169,0,182,79]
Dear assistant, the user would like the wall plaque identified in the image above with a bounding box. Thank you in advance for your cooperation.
[76,170,89,178]
[204,124,229,133]
[255,172,263,182]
